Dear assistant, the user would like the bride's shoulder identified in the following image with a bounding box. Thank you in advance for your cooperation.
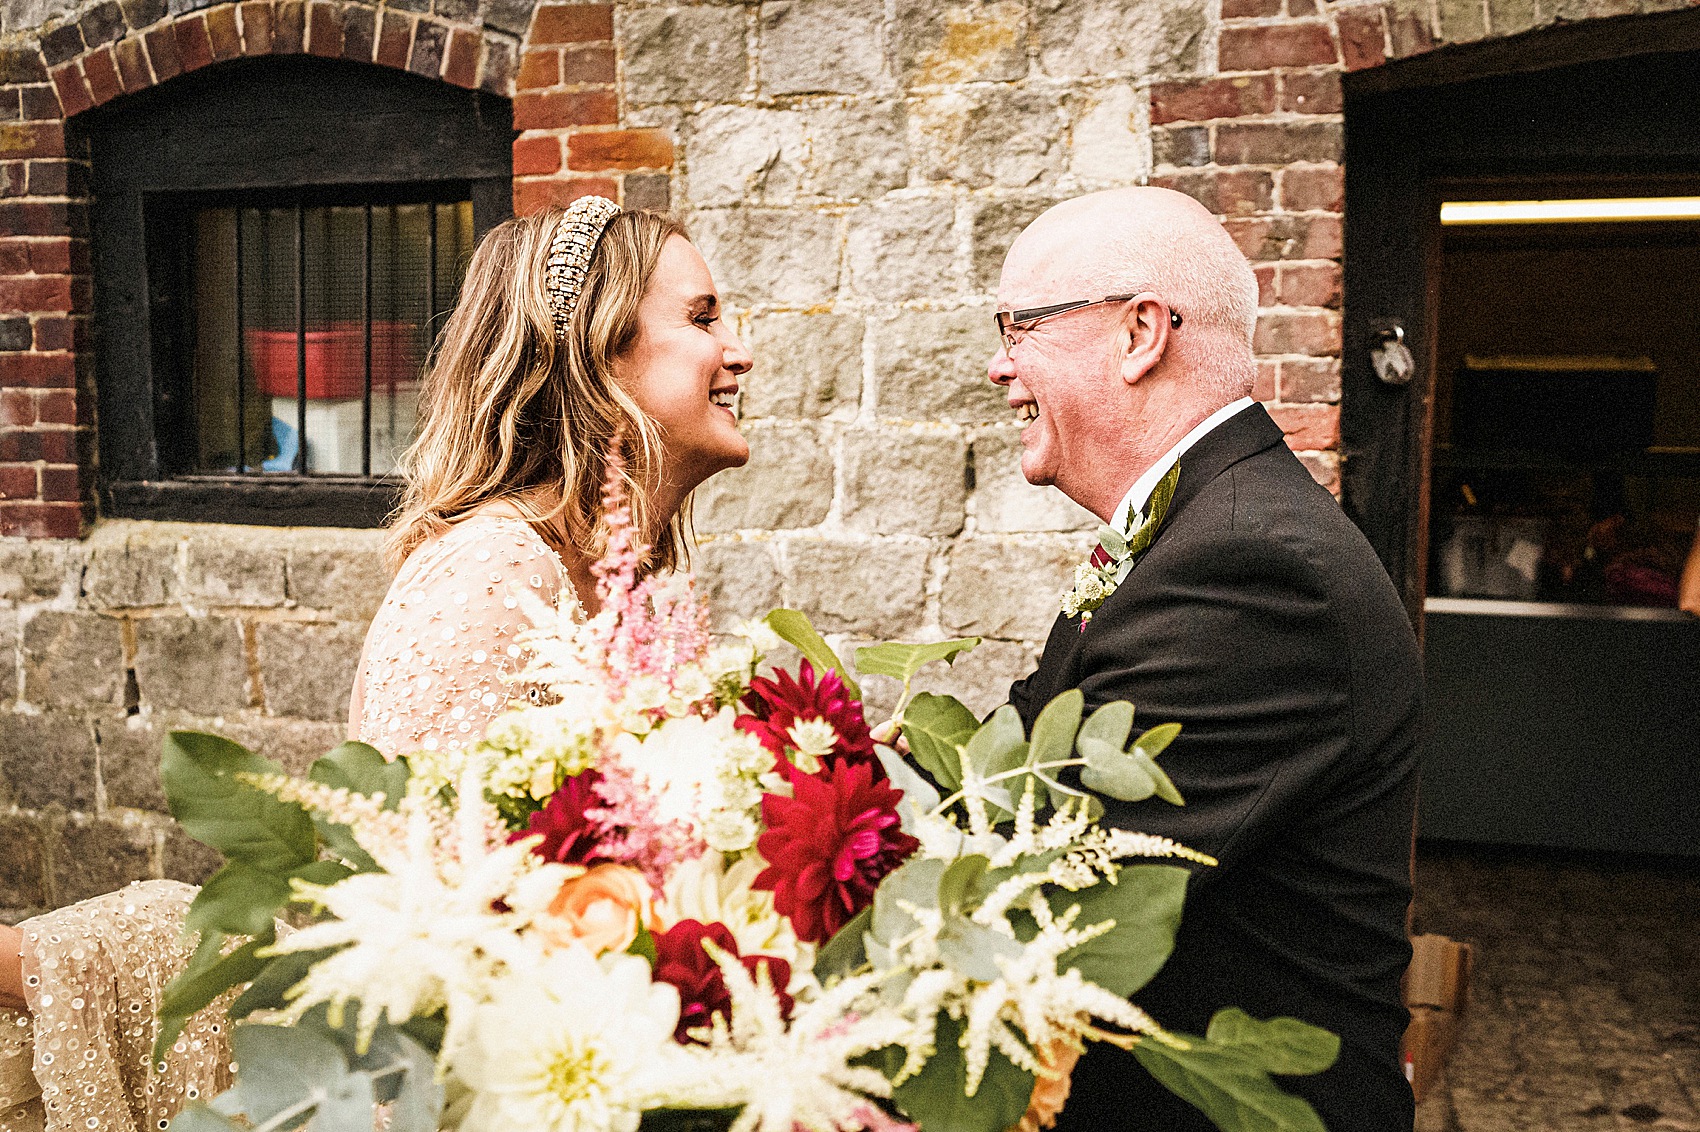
[392,505,568,598]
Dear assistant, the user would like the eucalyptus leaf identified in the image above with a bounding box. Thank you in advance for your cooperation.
[763,609,860,700]
[1078,736,1157,802]
[1134,721,1182,761]
[853,638,980,685]
[1132,722,1185,804]
[963,706,1025,783]
[1026,689,1084,772]
[1205,1009,1340,1077]
[871,858,945,949]
[901,693,978,792]
[937,855,989,919]
[1131,1034,1328,1132]
[155,933,274,1064]
[216,1022,374,1132]
[161,731,316,873]
[885,1013,1034,1132]
[874,743,941,836]
[168,1106,246,1132]
[309,743,409,810]
[936,915,1026,983]
[1078,700,1135,753]
[815,906,873,983]
[1051,864,1188,998]
[348,1025,445,1130]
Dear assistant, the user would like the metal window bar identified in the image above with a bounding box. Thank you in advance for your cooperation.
[426,202,438,340]
[294,202,307,475]
[234,207,246,474]
[362,203,373,477]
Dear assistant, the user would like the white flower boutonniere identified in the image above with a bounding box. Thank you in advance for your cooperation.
[1061,463,1180,629]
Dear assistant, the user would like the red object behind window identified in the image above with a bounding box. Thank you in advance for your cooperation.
[246,320,419,399]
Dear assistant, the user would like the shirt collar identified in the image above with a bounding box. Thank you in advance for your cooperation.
[1111,397,1255,531]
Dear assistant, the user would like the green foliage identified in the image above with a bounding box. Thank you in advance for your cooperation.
[900,693,978,792]
[1078,718,1183,806]
[186,862,294,939]
[1206,1009,1340,1077]
[763,609,860,700]
[309,743,408,809]
[162,731,316,872]
[854,638,980,685]
[874,742,941,835]
[230,947,339,1021]
[813,906,871,984]
[1131,1024,1331,1132]
[960,705,1026,817]
[629,923,659,965]
[1051,864,1188,998]
[884,1013,1034,1132]
[155,933,274,1065]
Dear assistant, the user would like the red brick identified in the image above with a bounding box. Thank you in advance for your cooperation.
[0,463,36,500]
[531,4,614,44]
[1389,8,1436,58]
[341,2,374,61]
[0,500,84,538]
[34,389,76,425]
[241,1,276,55]
[35,429,74,462]
[1253,359,1278,402]
[0,165,23,199]
[0,122,65,160]
[514,89,617,129]
[144,25,183,79]
[408,19,446,79]
[1254,264,1276,307]
[512,176,618,217]
[1219,22,1337,71]
[1222,0,1282,15]
[0,392,32,428]
[21,86,62,122]
[1277,356,1342,402]
[0,240,26,275]
[563,45,615,85]
[1149,75,1277,125]
[567,129,672,172]
[1277,262,1342,308]
[442,28,479,88]
[85,45,124,102]
[513,133,563,176]
[1281,70,1341,115]
[1253,309,1340,356]
[28,239,72,275]
[1290,0,1318,14]
[1337,5,1388,71]
[0,352,75,386]
[38,463,78,501]
[1216,121,1342,165]
[1281,164,1343,212]
[206,4,243,59]
[0,277,73,314]
[114,37,152,91]
[0,201,72,238]
[375,12,412,69]
[0,431,41,461]
[49,64,93,118]
[517,49,560,89]
[32,316,76,351]
[1269,403,1340,451]
[1152,168,1273,217]
[274,0,305,53]
[175,15,215,72]
[306,1,343,57]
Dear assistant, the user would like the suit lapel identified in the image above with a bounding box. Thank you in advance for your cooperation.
[1127,402,1287,568]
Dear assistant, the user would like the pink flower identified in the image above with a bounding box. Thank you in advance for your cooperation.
[754,760,919,945]
[737,660,875,772]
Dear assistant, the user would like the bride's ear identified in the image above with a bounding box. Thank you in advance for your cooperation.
[1118,295,1170,386]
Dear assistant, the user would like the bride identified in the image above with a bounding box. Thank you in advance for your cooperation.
[0,197,754,1132]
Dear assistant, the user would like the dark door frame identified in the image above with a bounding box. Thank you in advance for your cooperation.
[1339,10,1700,625]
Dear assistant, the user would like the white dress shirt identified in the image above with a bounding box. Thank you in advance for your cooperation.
[1109,397,1255,532]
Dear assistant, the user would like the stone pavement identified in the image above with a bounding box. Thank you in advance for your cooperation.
[1412,844,1700,1131]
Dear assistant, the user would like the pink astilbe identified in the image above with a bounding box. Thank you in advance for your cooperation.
[585,442,713,712]
[583,757,700,889]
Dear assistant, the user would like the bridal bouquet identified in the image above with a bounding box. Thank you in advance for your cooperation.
[156,467,1338,1132]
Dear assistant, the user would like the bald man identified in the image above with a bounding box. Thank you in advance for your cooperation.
[994,189,1422,1131]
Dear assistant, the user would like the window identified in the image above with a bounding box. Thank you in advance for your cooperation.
[87,55,513,526]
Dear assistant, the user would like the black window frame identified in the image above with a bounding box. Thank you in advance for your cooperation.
[84,54,515,528]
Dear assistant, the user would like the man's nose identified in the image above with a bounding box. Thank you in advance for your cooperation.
[988,341,1015,386]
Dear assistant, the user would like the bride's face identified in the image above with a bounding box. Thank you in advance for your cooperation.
[617,235,752,491]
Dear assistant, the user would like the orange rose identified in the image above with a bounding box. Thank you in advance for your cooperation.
[536,863,655,956]
[1011,1037,1082,1132]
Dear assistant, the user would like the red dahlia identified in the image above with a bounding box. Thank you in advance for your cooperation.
[754,759,919,945]
[651,919,794,1044]
[510,770,608,867]
[737,659,876,770]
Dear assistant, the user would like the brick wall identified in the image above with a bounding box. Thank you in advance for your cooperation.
[2,0,1690,914]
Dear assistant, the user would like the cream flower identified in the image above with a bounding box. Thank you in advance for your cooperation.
[454,948,684,1132]
[657,853,814,988]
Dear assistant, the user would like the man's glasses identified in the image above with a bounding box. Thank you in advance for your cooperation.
[994,293,1182,353]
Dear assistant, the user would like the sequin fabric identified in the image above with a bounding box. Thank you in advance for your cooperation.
[0,881,233,1132]
[350,511,574,759]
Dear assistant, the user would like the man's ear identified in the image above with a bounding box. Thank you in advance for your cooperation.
[1117,296,1171,386]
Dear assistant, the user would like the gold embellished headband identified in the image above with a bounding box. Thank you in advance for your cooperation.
[545,195,622,342]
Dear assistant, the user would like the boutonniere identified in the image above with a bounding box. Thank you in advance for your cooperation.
[1061,463,1180,629]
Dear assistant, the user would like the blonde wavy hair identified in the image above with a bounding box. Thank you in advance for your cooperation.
[386,207,690,573]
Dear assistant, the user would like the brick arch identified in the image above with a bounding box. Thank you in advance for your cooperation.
[1138,0,1700,493]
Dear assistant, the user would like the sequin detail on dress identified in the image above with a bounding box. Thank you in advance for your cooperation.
[0,881,234,1132]
[351,512,576,759]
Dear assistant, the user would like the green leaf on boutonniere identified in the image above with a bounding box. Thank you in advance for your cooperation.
[763,608,860,700]
[1098,523,1130,560]
[1125,463,1182,560]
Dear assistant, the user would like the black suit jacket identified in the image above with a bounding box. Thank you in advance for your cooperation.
[1009,404,1421,1132]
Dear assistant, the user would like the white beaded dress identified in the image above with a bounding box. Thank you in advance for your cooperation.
[0,509,572,1132]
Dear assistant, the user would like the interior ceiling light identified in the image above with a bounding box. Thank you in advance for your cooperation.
[1440,197,1700,225]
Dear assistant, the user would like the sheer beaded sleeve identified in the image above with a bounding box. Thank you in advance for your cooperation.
[3,880,234,1132]
[351,513,575,760]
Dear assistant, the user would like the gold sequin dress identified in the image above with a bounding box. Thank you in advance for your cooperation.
[0,511,572,1132]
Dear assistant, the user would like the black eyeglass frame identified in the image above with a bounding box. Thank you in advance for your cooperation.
[994,292,1182,352]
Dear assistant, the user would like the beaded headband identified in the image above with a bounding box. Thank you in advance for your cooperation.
[545,195,622,342]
